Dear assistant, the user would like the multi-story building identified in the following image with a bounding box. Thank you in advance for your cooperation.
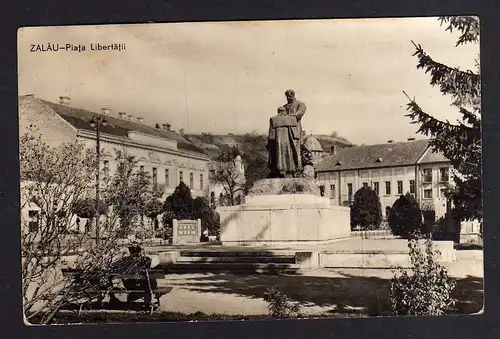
[315,138,452,220]
[19,95,212,199]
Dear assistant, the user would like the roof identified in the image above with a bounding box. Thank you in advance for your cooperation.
[315,139,448,172]
[304,136,323,152]
[35,98,206,156]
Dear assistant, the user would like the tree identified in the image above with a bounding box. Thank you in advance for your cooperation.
[209,150,245,206]
[240,133,270,194]
[388,194,425,239]
[350,186,383,230]
[103,152,155,238]
[162,182,194,227]
[404,16,481,222]
[193,196,220,238]
[72,198,108,219]
[20,130,124,324]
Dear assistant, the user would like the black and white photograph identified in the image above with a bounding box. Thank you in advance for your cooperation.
[17,16,483,325]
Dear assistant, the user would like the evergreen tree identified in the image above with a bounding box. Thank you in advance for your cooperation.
[388,193,425,239]
[404,16,481,222]
[193,196,221,238]
[162,182,194,224]
[350,186,383,230]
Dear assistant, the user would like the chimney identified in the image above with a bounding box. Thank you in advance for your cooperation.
[162,123,172,131]
[118,112,127,119]
[388,140,393,143]
[166,123,171,131]
[136,116,144,123]
[330,145,337,156]
[59,96,70,105]
[179,128,185,135]
[101,107,110,115]
[128,114,134,121]
[155,123,160,129]
[407,137,416,141]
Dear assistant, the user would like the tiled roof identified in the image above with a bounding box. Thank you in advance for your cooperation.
[315,139,448,172]
[38,99,206,156]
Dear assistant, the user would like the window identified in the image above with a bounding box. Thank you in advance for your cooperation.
[165,169,170,187]
[200,174,204,190]
[140,165,145,173]
[409,180,415,194]
[424,189,432,199]
[440,167,449,182]
[190,173,194,188]
[397,180,403,195]
[440,188,447,198]
[362,182,368,187]
[330,184,336,199]
[385,181,391,195]
[422,168,432,183]
[385,206,392,218]
[28,210,39,232]
[347,183,353,201]
[373,182,379,195]
[152,167,157,185]
[179,171,183,183]
[103,160,109,178]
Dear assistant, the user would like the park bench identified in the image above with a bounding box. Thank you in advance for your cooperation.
[61,267,172,314]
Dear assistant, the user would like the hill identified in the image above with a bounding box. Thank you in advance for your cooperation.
[185,133,354,160]
[184,132,355,194]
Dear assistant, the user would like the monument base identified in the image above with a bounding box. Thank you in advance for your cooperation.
[218,186,350,245]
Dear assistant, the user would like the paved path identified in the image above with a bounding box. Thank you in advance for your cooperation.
[157,250,483,316]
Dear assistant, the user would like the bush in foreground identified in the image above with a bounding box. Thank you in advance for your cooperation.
[389,233,457,316]
[263,287,301,319]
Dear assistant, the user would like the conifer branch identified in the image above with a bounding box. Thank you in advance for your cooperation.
[410,41,480,107]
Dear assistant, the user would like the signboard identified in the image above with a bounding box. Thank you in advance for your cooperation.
[172,219,201,245]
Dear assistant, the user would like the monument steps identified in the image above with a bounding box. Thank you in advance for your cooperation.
[176,256,296,264]
[157,250,301,274]
[160,262,301,274]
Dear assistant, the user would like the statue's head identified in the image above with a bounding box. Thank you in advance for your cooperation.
[285,89,295,103]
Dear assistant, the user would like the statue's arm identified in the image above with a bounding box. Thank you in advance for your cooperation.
[292,102,307,121]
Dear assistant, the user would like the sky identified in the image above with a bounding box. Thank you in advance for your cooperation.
[17,17,479,145]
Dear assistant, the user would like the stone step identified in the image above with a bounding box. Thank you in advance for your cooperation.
[176,256,296,264]
[179,250,296,258]
[159,262,301,274]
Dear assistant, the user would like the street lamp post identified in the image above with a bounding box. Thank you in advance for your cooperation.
[89,114,107,246]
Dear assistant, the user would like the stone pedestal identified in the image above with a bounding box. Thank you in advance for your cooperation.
[218,178,350,245]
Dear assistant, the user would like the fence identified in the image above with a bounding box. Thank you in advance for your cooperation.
[351,229,393,238]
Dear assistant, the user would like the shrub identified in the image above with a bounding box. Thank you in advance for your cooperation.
[388,193,425,238]
[350,186,382,230]
[71,198,108,219]
[389,233,457,316]
[263,287,301,319]
[193,196,220,238]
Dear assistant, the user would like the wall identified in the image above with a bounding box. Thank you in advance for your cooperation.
[19,96,77,146]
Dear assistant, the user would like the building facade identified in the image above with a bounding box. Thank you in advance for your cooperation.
[19,95,212,199]
[315,139,452,220]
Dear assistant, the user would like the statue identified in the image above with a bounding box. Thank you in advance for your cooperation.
[267,89,307,178]
[282,89,307,145]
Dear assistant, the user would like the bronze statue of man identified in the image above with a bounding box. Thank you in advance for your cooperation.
[282,89,307,146]
[267,90,307,178]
